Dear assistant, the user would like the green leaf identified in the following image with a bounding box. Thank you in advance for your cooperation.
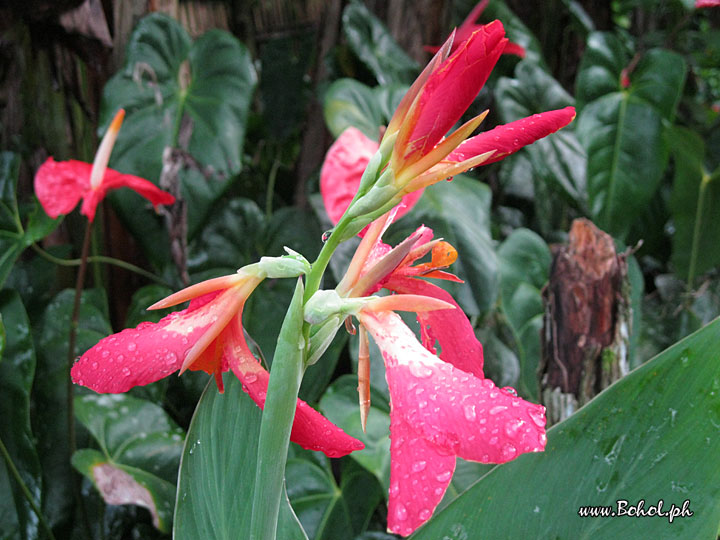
[319,375,391,493]
[73,393,185,532]
[668,126,720,283]
[286,451,383,539]
[174,374,307,539]
[101,13,257,256]
[577,92,666,239]
[0,151,21,230]
[411,318,720,539]
[388,175,498,316]
[630,49,686,121]
[342,2,419,86]
[323,79,386,140]
[480,0,547,67]
[124,284,174,328]
[0,291,42,540]
[495,62,586,209]
[575,32,629,112]
[33,288,112,529]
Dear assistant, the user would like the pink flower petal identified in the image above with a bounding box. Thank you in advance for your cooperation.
[320,127,423,226]
[696,0,720,7]
[385,276,484,378]
[71,292,233,393]
[447,106,576,166]
[386,415,455,537]
[400,22,507,166]
[225,317,364,458]
[81,167,175,222]
[34,158,91,219]
[361,311,546,463]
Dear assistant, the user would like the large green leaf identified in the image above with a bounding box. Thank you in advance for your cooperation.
[388,175,498,316]
[0,291,41,540]
[72,393,185,532]
[495,62,586,210]
[323,79,386,140]
[575,33,687,239]
[668,126,720,283]
[479,0,546,67]
[33,288,112,530]
[174,374,307,539]
[319,375,391,493]
[342,2,418,86]
[497,229,551,401]
[577,93,666,239]
[411,318,720,539]
[286,448,383,540]
[101,13,257,256]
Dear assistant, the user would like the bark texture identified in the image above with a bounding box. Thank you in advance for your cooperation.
[540,218,631,425]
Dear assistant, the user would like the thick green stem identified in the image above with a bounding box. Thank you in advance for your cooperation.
[250,279,306,540]
[0,436,57,540]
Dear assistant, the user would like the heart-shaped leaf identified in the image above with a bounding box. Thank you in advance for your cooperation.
[72,393,185,532]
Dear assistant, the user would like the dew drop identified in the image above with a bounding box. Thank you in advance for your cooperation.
[321,230,332,243]
[395,503,408,521]
[412,461,427,473]
[409,363,433,378]
[489,405,507,415]
[122,367,131,377]
[463,404,477,421]
[91,362,98,370]
[505,418,524,437]
[501,443,517,460]
[418,400,428,409]
[419,509,431,520]
[436,470,452,482]
[245,373,258,384]
[165,352,177,365]
[101,350,110,358]
[127,342,137,352]
[501,386,518,397]
[528,407,546,427]
[389,482,399,496]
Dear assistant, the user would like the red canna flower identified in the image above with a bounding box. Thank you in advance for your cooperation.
[34,109,174,222]
[696,0,720,7]
[335,211,546,535]
[320,127,423,226]
[71,268,364,458]
[425,0,526,58]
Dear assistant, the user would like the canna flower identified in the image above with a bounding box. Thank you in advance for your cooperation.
[334,211,546,536]
[338,21,575,229]
[71,263,364,458]
[320,127,423,226]
[34,109,174,222]
[425,0,526,58]
[696,0,720,7]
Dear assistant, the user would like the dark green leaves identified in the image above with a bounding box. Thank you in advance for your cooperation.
[0,291,41,540]
[575,32,687,239]
[174,375,306,540]
[342,3,418,86]
[73,393,185,532]
[411,318,720,539]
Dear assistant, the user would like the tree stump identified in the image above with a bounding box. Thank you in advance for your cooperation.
[539,218,631,425]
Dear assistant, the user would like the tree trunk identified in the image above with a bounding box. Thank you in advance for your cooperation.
[539,218,632,425]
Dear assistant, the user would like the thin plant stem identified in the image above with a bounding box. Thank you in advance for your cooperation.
[30,243,173,288]
[0,435,57,540]
[265,159,281,219]
[687,173,709,290]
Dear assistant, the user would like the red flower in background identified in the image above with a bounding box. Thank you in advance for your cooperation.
[696,0,720,7]
[34,109,174,222]
[425,0,526,58]
[71,270,364,458]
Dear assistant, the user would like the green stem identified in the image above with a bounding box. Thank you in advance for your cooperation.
[67,222,93,456]
[0,436,57,540]
[250,279,305,540]
[687,173,709,289]
[265,159,281,219]
[303,222,347,303]
[31,244,172,288]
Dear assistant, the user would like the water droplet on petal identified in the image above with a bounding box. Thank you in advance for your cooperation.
[489,405,507,415]
[419,508,431,520]
[389,482,399,496]
[321,230,332,243]
[505,418,524,437]
[127,342,137,352]
[409,363,433,378]
[91,362,98,370]
[101,350,110,358]
[501,386,518,397]
[436,470,452,482]
[463,404,477,421]
[501,443,517,460]
[412,461,427,473]
[395,503,408,521]
[245,373,258,384]
[528,407,546,427]
[122,367,131,377]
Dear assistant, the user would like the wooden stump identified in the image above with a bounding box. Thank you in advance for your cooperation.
[539,218,631,425]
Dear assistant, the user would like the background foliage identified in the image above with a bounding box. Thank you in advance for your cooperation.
[0,0,718,538]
